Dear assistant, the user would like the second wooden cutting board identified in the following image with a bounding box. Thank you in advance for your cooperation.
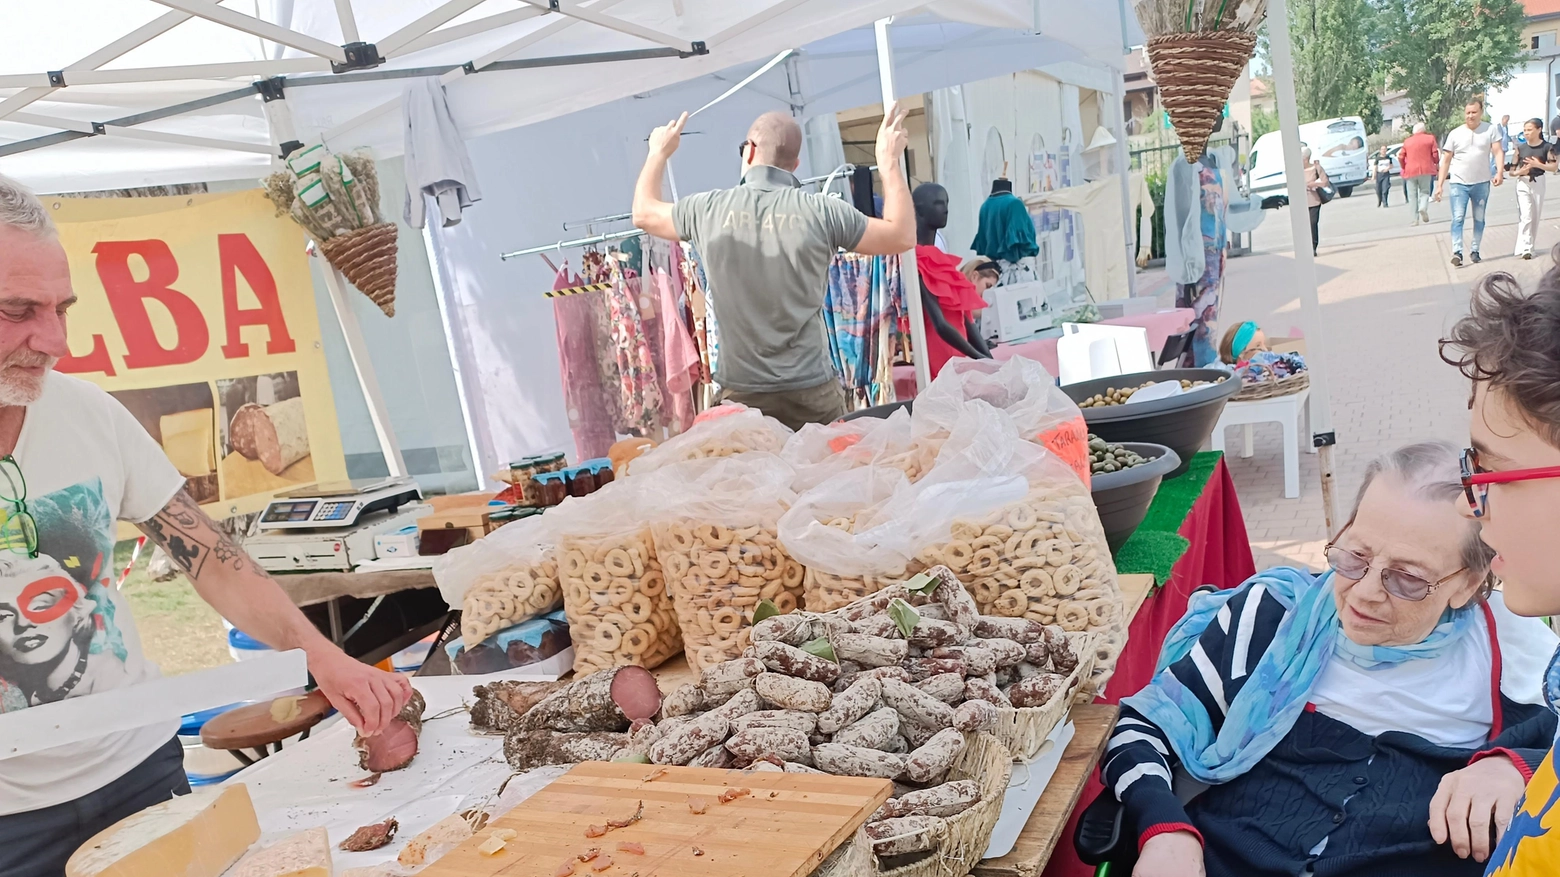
[420,762,892,877]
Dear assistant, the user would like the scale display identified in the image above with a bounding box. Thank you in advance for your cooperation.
[255,478,421,531]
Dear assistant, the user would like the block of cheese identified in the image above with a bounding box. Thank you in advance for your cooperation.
[160,408,216,477]
[65,784,260,877]
[229,826,332,877]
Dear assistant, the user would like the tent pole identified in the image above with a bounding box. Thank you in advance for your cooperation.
[1110,66,1138,298]
[319,261,408,479]
[1265,0,1339,531]
[876,16,931,394]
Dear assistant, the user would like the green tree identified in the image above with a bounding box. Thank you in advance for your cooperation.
[1374,0,1526,135]
[1290,0,1384,129]
[1251,104,1281,140]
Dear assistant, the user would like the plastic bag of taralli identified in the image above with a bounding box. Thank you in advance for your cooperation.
[776,402,1033,613]
[433,512,566,648]
[780,406,942,491]
[647,452,807,674]
[920,401,1125,696]
[553,479,683,675]
[626,403,791,476]
[911,357,1092,486]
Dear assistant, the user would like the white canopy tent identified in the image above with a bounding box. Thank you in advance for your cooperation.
[1,0,1145,486]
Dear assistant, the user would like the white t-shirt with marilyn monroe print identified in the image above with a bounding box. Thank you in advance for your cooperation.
[0,371,185,815]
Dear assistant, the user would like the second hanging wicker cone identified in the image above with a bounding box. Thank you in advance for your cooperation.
[1146,31,1258,163]
[320,222,398,317]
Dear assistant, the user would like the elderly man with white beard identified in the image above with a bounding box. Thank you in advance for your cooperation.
[0,175,412,877]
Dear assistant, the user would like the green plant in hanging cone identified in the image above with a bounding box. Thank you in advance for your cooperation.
[264,145,398,317]
[1134,0,1266,162]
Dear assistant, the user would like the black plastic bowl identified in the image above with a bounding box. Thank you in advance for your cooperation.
[1091,443,1180,552]
[1062,368,1239,477]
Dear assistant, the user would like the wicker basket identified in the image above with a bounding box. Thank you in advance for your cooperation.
[877,732,1012,877]
[814,826,874,877]
[1233,369,1309,401]
[319,221,399,317]
[1146,31,1258,162]
[990,633,1098,762]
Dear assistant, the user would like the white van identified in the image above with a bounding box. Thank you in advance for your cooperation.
[1248,116,1370,207]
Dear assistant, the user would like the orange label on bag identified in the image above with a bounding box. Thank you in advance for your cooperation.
[1036,416,1091,487]
[828,434,864,454]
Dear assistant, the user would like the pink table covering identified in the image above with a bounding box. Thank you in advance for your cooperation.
[893,308,1195,399]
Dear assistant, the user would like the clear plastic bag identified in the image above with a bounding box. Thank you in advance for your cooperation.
[627,404,792,476]
[913,357,1091,485]
[432,513,565,648]
[647,453,807,673]
[554,480,683,674]
[781,407,941,491]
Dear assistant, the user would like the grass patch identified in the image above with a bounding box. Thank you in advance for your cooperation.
[114,540,233,677]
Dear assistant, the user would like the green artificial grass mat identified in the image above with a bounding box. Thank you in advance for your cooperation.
[1111,451,1223,585]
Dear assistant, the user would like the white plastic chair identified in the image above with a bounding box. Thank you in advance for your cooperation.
[1210,388,1313,498]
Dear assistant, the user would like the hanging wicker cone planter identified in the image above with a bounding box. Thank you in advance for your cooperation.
[1146,31,1258,163]
[320,221,399,317]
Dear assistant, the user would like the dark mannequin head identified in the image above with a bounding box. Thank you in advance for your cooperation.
[913,183,949,245]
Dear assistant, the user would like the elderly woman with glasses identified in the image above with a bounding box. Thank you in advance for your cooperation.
[1108,441,1559,877]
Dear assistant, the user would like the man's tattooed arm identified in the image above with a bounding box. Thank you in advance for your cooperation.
[137,489,258,580]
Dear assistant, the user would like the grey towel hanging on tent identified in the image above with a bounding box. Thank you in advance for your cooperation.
[403,78,481,228]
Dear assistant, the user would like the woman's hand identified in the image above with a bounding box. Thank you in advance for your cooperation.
[1428,754,1527,863]
[1136,831,1205,877]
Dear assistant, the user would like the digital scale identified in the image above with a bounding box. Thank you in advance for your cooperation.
[246,477,429,573]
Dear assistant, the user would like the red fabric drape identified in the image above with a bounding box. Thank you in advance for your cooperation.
[1041,459,1257,877]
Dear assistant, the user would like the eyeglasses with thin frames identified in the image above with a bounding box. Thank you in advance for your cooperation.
[1460,447,1560,518]
[0,455,38,559]
[1324,523,1467,602]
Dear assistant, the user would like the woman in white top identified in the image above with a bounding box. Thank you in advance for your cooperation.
[1510,117,1559,259]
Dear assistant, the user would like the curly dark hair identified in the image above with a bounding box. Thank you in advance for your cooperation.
[1438,251,1560,448]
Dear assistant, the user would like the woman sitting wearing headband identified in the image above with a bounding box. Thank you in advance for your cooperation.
[1111,441,1558,877]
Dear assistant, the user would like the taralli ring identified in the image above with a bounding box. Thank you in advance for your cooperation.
[1057,602,1090,631]
[1020,567,1055,597]
[604,548,635,576]
[782,561,805,588]
[698,551,731,580]
[624,594,654,624]
[1006,504,1038,530]
[1053,564,1084,596]
[969,547,1002,575]
[695,523,733,547]
[971,578,1002,607]
[620,626,651,656]
[640,571,666,598]
[583,564,610,589]
[774,591,798,613]
[607,578,635,605]
[664,524,696,552]
[711,606,744,634]
[992,589,1026,617]
[563,550,588,577]
[951,521,982,542]
[593,621,623,651]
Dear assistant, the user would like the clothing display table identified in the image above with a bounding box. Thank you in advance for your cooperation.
[892,308,1195,398]
[1040,452,1257,877]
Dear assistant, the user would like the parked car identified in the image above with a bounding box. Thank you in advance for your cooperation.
[1248,116,1371,208]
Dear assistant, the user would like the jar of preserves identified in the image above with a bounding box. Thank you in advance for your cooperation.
[566,466,596,498]
[534,472,568,507]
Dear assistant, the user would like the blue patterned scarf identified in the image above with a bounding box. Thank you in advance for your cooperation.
[1121,567,1479,784]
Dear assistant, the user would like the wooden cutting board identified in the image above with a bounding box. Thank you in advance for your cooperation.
[420,762,893,877]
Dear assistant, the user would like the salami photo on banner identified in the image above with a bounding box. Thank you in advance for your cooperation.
[46,190,349,518]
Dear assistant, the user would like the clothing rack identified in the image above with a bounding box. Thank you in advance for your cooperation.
[501,165,879,261]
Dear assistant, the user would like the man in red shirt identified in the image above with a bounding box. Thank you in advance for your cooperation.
[1401,122,1440,226]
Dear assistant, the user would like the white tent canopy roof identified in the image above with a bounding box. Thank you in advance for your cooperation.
[0,0,1141,192]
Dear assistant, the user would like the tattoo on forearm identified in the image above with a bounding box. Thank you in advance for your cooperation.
[138,490,255,579]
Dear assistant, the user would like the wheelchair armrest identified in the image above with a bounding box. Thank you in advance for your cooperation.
[1073,786,1129,866]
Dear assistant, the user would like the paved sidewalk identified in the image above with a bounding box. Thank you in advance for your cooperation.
[1154,186,1558,573]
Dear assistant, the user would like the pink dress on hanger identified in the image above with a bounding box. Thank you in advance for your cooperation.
[551,266,617,459]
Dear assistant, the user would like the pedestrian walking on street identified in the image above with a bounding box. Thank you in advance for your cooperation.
[1495,113,1513,176]
[1435,99,1505,267]
[1303,146,1330,257]
[1372,145,1394,207]
[1511,117,1557,259]
[1401,122,1439,226]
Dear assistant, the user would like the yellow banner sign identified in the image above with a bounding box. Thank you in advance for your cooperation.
[49,190,348,518]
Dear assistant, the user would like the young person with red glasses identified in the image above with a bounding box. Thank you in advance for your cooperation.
[1441,268,1560,875]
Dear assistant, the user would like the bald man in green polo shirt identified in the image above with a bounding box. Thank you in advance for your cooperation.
[632,106,916,430]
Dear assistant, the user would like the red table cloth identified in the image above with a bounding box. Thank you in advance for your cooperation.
[1040,457,1257,877]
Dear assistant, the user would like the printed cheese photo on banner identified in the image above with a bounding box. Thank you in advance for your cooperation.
[217,372,313,499]
[0,479,130,712]
[107,383,219,505]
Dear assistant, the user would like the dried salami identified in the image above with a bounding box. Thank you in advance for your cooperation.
[907,618,965,649]
[877,780,982,819]
[505,729,628,771]
[904,657,967,683]
[975,616,1047,644]
[783,761,825,774]
[700,657,766,700]
[929,567,981,632]
[865,816,947,856]
[649,711,730,766]
[519,667,661,733]
[1007,673,1067,708]
[660,684,708,719]
[903,728,965,784]
[978,637,1027,669]
[879,678,955,731]
[831,633,909,668]
[725,727,812,765]
[850,615,906,640]
[952,699,1000,733]
[754,673,833,713]
[755,640,841,684]
[833,707,901,750]
[813,742,908,779]
[930,645,997,677]
[229,398,309,475]
[707,687,763,724]
[470,681,562,735]
[689,742,735,769]
[816,676,881,736]
[1023,640,1051,667]
[750,614,813,646]
[915,673,965,705]
[730,709,818,736]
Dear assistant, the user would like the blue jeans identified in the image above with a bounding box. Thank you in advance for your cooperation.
[1448,181,1490,255]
